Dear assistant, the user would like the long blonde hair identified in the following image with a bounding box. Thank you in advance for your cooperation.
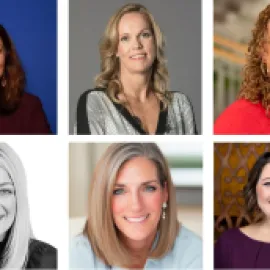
[84,143,179,268]
[0,143,32,269]
[95,3,172,108]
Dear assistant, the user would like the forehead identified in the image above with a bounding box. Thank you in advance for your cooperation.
[0,167,12,185]
[115,157,158,184]
[118,12,151,33]
[259,162,270,180]
[0,38,3,48]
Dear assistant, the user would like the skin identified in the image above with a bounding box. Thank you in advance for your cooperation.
[112,157,168,266]
[240,163,270,242]
[116,12,160,134]
[0,167,16,242]
[0,38,5,79]
[262,21,270,75]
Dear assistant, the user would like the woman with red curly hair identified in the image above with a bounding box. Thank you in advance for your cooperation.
[0,25,51,134]
[214,4,270,134]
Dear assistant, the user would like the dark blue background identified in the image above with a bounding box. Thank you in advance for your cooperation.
[1,0,57,134]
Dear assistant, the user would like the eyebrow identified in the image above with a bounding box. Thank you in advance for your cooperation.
[0,182,13,188]
[260,177,270,182]
[114,180,159,187]
[119,28,152,36]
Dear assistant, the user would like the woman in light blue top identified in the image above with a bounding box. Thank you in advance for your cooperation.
[70,143,202,269]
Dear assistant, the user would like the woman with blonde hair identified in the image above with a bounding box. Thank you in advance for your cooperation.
[214,4,270,134]
[76,3,196,135]
[70,143,202,269]
[0,143,57,269]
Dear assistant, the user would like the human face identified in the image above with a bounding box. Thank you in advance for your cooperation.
[0,167,16,242]
[112,157,168,246]
[116,12,156,75]
[0,38,5,78]
[262,21,270,75]
[256,163,270,219]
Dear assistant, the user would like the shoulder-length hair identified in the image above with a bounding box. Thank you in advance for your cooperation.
[95,3,172,109]
[0,24,25,112]
[84,143,179,268]
[0,143,32,268]
[239,5,270,113]
[243,151,270,222]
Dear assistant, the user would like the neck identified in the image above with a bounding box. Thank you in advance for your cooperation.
[120,71,152,103]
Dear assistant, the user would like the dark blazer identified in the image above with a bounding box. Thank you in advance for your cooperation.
[26,239,57,269]
[0,92,51,134]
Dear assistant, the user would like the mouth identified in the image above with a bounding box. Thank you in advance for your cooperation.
[124,214,150,223]
[130,53,147,60]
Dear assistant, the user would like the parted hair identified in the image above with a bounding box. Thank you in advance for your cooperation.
[239,4,270,114]
[243,151,270,222]
[84,143,179,268]
[0,143,32,268]
[95,3,172,109]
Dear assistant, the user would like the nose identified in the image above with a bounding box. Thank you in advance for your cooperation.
[132,37,143,50]
[129,191,143,212]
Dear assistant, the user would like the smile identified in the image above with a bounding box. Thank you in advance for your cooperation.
[130,54,146,60]
[124,214,150,223]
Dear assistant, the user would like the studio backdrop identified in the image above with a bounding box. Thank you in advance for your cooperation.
[1,0,57,134]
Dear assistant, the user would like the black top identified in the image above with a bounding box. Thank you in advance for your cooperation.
[0,238,57,269]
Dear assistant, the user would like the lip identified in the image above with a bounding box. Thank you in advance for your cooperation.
[130,53,147,60]
[124,214,150,223]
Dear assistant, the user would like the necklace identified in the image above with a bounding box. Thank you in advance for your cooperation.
[122,91,145,130]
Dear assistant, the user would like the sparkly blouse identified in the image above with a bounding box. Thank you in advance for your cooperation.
[76,89,197,135]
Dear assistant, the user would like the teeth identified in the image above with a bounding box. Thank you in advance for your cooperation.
[131,54,146,59]
[125,215,148,222]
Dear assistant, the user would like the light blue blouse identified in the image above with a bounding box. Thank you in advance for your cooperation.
[69,226,202,269]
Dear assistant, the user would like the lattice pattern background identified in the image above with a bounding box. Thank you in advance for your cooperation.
[214,143,270,240]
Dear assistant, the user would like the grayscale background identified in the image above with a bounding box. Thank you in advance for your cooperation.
[69,0,202,134]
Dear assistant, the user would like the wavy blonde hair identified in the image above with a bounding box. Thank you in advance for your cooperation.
[0,143,33,269]
[95,3,172,108]
[239,4,270,113]
[84,143,179,268]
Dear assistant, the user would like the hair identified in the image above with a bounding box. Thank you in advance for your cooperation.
[243,151,270,222]
[0,143,32,268]
[95,3,172,109]
[84,143,179,268]
[239,4,270,113]
[0,24,25,112]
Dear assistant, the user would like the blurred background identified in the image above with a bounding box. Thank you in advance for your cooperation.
[214,0,269,120]
[69,142,203,237]
[214,143,270,240]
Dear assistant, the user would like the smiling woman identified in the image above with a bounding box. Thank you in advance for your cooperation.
[69,143,202,269]
[0,143,57,269]
[75,3,197,135]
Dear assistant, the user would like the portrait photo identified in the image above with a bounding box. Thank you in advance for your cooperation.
[0,138,63,268]
[214,143,270,269]
[69,142,202,268]
[1,0,57,134]
[69,0,201,135]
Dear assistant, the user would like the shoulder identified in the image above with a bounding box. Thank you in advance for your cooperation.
[70,234,97,269]
[216,228,240,245]
[77,88,107,102]
[171,91,192,106]
[214,99,267,134]
[172,226,202,268]
[27,239,57,269]
[21,92,42,107]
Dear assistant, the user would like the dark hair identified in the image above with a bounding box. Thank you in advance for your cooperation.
[243,152,270,221]
[0,24,25,112]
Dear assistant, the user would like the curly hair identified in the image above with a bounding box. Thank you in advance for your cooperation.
[243,151,270,222]
[239,5,270,113]
[95,3,172,108]
[0,24,25,112]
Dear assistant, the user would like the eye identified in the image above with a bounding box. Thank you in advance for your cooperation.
[145,185,157,192]
[120,36,129,42]
[141,32,151,38]
[0,189,13,195]
[113,188,125,195]
[263,182,270,186]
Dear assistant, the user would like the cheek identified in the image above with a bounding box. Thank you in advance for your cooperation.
[144,192,163,211]
[256,185,270,201]
[112,196,127,215]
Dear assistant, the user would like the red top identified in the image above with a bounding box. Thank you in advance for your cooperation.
[214,99,270,135]
[0,92,51,134]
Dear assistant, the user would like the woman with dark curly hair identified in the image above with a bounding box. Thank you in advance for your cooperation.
[214,152,270,269]
[0,25,51,134]
[76,3,196,135]
[214,4,270,134]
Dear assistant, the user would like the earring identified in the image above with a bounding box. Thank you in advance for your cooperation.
[261,62,269,77]
[162,202,167,220]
